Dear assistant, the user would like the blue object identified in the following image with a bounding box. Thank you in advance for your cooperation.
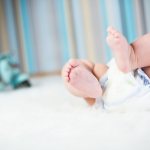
[0,54,31,91]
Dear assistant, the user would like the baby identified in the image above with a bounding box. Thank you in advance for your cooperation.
[62,27,150,106]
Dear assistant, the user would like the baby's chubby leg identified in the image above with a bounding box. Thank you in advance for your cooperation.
[107,26,150,77]
[62,59,108,105]
[84,63,108,105]
[131,33,150,77]
[106,26,137,73]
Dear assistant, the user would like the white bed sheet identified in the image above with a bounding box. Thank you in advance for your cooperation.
[0,76,150,150]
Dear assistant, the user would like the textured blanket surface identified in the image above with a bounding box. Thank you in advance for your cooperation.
[0,76,150,150]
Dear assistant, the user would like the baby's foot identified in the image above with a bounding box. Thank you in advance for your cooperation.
[62,59,102,98]
[106,26,132,73]
[69,65,102,98]
[62,59,82,82]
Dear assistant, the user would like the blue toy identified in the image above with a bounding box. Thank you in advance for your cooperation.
[0,54,31,91]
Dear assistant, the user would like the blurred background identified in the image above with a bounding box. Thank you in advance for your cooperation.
[0,0,150,75]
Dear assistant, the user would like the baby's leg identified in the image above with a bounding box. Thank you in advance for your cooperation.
[107,26,150,76]
[62,59,108,105]
[107,26,137,73]
[131,33,150,77]
[84,63,109,105]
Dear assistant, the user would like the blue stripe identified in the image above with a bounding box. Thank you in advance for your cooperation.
[31,0,56,71]
[71,0,87,59]
[20,0,36,73]
[4,0,19,63]
[119,0,128,39]
[99,0,112,62]
[112,0,123,32]
[143,0,150,32]
[124,0,137,42]
[56,0,70,63]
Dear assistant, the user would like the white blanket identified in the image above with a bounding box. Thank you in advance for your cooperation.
[0,76,150,150]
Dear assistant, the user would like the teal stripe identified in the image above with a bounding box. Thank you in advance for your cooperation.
[31,0,56,71]
[20,0,36,73]
[119,0,128,39]
[124,0,137,42]
[4,0,19,63]
[71,0,87,59]
[140,0,147,34]
[99,0,112,62]
[112,0,123,32]
[143,0,150,32]
[56,0,70,64]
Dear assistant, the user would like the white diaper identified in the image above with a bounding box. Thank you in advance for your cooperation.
[95,59,150,109]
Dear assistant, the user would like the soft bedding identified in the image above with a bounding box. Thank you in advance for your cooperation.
[0,76,150,150]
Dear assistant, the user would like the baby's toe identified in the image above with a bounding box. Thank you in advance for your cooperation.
[70,67,81,84]
[65,76,69,82]
[107,26,114,33]
[114,31,122,38]
[106,34,114,42]
[66,67,71,73]
[64,63,72,74]
[64,71,69,77]
[106,35,111,43]
[68,58,80,68]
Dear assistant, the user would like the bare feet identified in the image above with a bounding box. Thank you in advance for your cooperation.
[62,59,102,98]
[106,26,133,73]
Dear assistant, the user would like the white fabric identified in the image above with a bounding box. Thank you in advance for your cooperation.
[1,76,150,150]
[97,59,150,110]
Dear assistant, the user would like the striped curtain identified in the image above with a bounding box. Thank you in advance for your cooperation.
[0,0,150,74]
